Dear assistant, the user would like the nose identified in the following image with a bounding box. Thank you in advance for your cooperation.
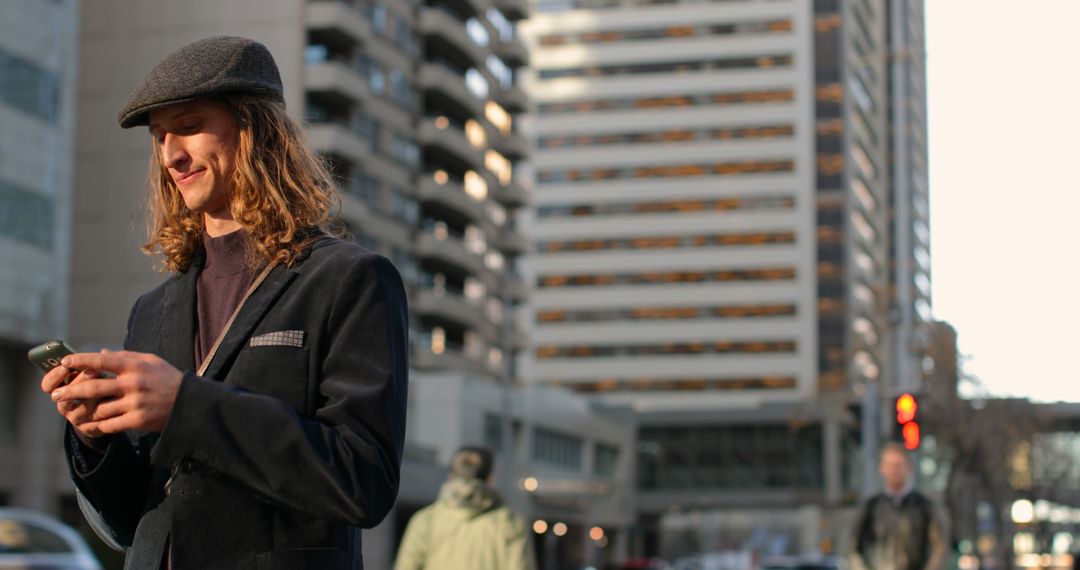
[160,133,190,171]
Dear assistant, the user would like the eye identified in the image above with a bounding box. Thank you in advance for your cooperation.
[179,122,200,134]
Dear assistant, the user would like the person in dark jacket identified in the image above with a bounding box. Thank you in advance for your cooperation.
[851,443,947,570]
[394,447,535,570]
[38,36,408,569]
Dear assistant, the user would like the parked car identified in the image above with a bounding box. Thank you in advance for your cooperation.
[0,508,102,570]
[621,558,673,570]
[760,554,847,570]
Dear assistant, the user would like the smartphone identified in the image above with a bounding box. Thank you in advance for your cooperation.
[27,340,80,385]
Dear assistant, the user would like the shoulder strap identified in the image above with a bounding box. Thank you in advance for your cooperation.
[196,261,277,377]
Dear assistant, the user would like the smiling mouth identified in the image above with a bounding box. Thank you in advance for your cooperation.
[175,168,206,185]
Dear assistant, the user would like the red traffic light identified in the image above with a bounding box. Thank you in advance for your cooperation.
[902,421,920,450]
[896,393,918,424]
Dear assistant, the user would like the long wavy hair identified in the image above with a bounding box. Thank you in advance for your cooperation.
[141,94,343,273]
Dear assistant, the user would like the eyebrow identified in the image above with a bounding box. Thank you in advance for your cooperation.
[148,108,200,134]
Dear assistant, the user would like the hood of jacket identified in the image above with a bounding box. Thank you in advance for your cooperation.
[436,476,502,518]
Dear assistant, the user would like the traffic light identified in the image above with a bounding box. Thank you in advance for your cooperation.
[895,393,920,450]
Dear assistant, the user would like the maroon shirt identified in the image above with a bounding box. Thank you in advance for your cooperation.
[168,229,253,569]
[194,230,255,370]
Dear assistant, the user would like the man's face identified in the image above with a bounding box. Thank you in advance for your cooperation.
[148,100,239,217]
[879,448,912,491]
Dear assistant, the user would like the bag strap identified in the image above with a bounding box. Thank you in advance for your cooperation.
[196,261,278,377]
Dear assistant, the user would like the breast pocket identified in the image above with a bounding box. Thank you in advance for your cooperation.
[228,346,310,412]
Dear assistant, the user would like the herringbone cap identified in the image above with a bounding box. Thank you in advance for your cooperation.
[118,36,284,128]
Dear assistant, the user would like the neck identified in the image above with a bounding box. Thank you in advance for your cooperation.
[886,480,912,496]
[203,210,242,237]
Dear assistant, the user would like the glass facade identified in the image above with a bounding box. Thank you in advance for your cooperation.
[0,179,53,250]
[638,424,824,491]
[538,88,795,115]
[0,47,60,123]
[538,267,797,288]
[537,303,797,323]
[557,377,797,394]
[532,427,584,471]
[535,340,797,359]
[539,54,792,79]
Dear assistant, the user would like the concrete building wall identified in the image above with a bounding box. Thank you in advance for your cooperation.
[0,0,80,513]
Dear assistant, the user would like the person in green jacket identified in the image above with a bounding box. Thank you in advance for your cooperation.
[395,446,537,570]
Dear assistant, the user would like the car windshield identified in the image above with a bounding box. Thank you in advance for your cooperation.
[0,519,73,554]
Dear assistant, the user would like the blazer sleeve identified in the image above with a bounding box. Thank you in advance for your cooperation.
[64,296,155,547]
[150,254,409,527]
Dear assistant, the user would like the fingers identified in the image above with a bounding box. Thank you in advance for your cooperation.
[60,351,142,375]
[41,366,76,393]
[79,413,138,436]
[51,378,125,403]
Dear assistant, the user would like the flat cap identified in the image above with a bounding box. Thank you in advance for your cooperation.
[118,36,284,128]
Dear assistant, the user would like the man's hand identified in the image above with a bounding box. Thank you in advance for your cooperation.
[45,351,184,435]
[41,362,107,440]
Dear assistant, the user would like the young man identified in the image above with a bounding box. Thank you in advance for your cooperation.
[851,443,947,570]
[394,447,535,570]
[39,36,409,569]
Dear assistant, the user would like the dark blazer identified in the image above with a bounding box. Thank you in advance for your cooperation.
[66,238,409,570]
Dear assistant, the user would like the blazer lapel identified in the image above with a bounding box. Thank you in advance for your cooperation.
[200,265,299,381]
[159,267,199,372]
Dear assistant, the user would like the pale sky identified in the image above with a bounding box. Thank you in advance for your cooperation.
[926,1,1080,402]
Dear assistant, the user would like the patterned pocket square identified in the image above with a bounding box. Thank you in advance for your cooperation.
[250,330,305,348]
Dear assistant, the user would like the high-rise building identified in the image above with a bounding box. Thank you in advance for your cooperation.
[886,0,931,396]
[523,0,930,559]
[0,0,79,513]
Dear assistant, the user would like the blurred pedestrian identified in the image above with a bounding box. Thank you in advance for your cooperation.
[39,36,409,569]
[395,447,537,570]
[850,442,947,570]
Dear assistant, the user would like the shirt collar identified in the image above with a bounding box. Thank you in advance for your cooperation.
[884,480,915,505]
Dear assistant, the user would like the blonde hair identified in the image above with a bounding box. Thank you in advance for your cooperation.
[141,95,343,273]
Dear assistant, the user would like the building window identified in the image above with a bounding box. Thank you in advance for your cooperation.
[594,444,619,477]
[637,423,823,491]
[538,231,796,253]
[0,179,54,250]
[345,172,380,205]
[535,196,794,219]
[539,19,793,46]
[466,17,490,47]
[534,340,797,359]
[465,68,489,99]
[486,55,513,90]
[389,69,415,110]
[536,303,797,324]
[370,2,388,34]
[484,414,503,451]
[538,124,794,149]
[537,267,797,289]
[389,187,419,224]
[532,427,583,472]
[485,150,512,186]
[0,48,60,123]
[487,8,514,41]
[390,134,420,167]
[367,59,386,94]
[538,54,792,80]
[538,88,794,115]
[537,159,794,183]
[395,16,419,56]
[353,111,381,149]
[551,377,797,394]
[484,101,512,136]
